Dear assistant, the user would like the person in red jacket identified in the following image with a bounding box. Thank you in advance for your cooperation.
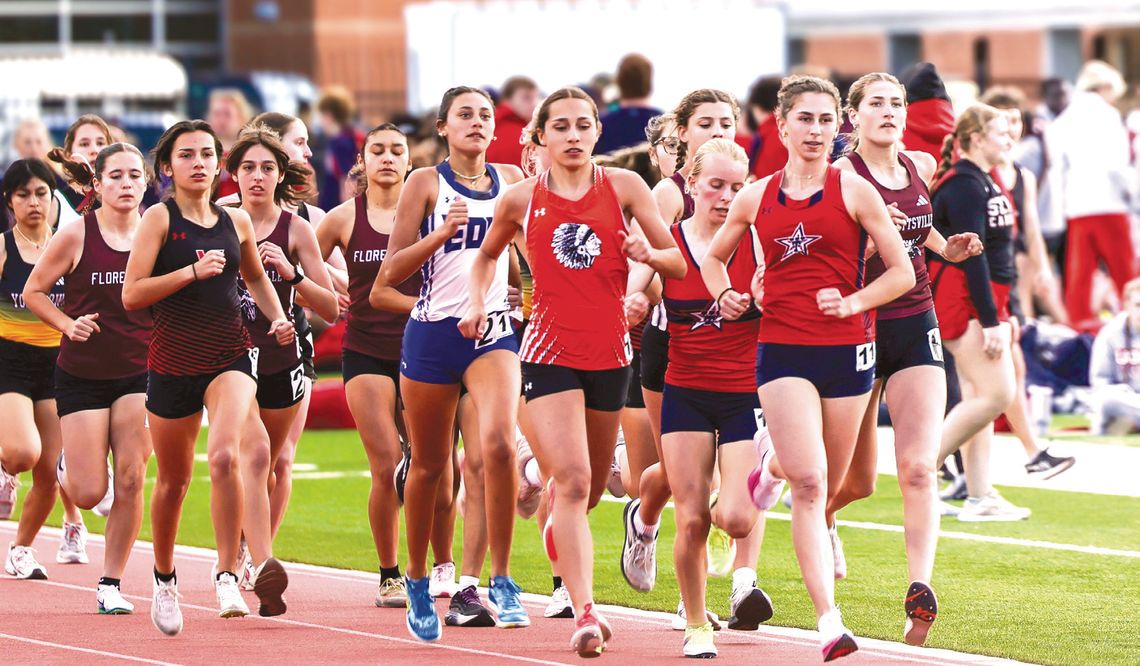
[899,63,955,164]
[486,76,541,169]
[744,76,788,181]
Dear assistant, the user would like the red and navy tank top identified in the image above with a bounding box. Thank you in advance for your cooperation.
[0,231,64,348]
[669,172,695,222]
[149,200,251,375]
[849,152,933,320]
[344,195,421,361]
[756,167,873,345]
[663,222,760,393]
[521,166,631,370]
[238,211,299,375]
[58,213,152,379]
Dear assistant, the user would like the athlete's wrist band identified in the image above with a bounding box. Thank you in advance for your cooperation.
[716,287,734,307]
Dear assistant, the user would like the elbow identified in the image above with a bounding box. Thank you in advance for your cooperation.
[317,296,340,323]
[367,285,386,312]
[121,287,143,311]
[662,254,687,280]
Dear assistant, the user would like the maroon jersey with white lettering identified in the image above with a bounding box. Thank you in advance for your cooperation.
[756,167,873,345]
[58,213,152,379]
[238,210,299,374]
[663,222,759,392]
[520,166,631,369]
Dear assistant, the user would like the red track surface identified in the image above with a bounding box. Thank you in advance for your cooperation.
[0,524,1020,665]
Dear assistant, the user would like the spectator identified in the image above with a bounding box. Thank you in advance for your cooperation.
[315,86,364,211]
[1015,78,1071,264]
[596,54,662,155]
[1047,60,1135,333]
[1089,277,1140,434]
[10,118,52,163]
[207,89,255,199]
[743,75,786,180]
[486,76,540,168]
[899,62,955,164]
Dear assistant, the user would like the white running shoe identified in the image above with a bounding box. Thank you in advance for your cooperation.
[5,543,47,579]
[429,561,458,598]
[671,598,722,631]
[151,577,183,636]
[97,584,134,614]
[620,498,657,592]
[515,435,543,519]
[238,543,255,591]
[818,608,859,661]
[0,465,19,520]
[544,584,574,618]
[828,524,847,580]
[957,491,1031,522]
[215,571,250,618]
[57,521,90,564]
[93,463,115,518]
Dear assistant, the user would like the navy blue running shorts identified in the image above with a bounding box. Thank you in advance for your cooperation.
[661,384,761,445]
[755,342,875,398]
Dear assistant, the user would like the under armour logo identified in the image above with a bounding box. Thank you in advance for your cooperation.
[774,222,822,261]
[533,208,546,218]
[760,207,773,216]
[171,232,186,240]
[916,194,929,207]
[525,382,533,391]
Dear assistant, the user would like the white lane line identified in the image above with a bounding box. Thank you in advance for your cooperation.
[8,526,1022,665]
[21,579,572,666]
[0,632,182,665]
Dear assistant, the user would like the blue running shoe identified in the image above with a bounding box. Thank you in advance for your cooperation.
[488,576,531,628]
[405,576,442,641]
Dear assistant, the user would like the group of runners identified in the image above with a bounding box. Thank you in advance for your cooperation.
[0,69,1038,661]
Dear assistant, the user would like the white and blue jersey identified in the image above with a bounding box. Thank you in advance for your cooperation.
[411,162,510,322]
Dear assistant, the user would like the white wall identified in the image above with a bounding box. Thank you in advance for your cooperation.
[405,0,786,112]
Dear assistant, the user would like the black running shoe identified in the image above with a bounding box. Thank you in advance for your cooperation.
[444,585,495,627]
[1025,449,1075,479]
[726,584,774,631]
[939,474,967,501]
[903,581,938,646]
[394,445,411,506]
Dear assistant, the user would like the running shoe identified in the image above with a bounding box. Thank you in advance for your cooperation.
[545,584,574,619]
[706,493,736,578]
[607,437,627,498]
[5,543,47,579]
[97,583,134,615]
[406,575,442,641]
[489,575,531,627]
[238,542,255,591]
[682,622,717,659]
[215,571,250,618]
[829,524,847,580]
[376,576,408,608]
[151,577,183,636]
[939,473,967,501]
[253,557,288,617]
[903,581,938,646]
[543,479,558,562]
[515,435,543,519]
[939,501,961,517]
[620,498,657,592]
[394,445,411,506]
[444,584,495,627]
[818,608,859,661]
[727,583,774,631]
[1025,449,1076,479]
[957,491,1031,522]
[672,599,722,631]
[429,561,458,598]
[93,462,114,518]
[570,602,612,658]
[0,465,17,520]
[747,429,786,511]
[57,521,90,564]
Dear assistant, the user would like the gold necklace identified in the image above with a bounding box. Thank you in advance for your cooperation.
[449,160,487,183]
[13,225,50,249]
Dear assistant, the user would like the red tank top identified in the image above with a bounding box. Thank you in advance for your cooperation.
[521,166,631,369]
[756,167,873,345]
[344,195,421,361]
[239,211,300,374]
[664,222,760,392]
[58,213,152,379]
[849,153,934,320]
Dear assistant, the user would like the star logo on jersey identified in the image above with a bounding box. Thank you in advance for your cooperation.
[689,303,723,332]
[533,207,546,218]
[775,222,822,261]
[916,194,929,207]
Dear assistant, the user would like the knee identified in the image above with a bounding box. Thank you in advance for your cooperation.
[841,474,876,503]
[411,450,448,478]
[115,462,147,499]
[462,455,485,488]
[155,470,191,500]
[787,468,827,503]
[70,485,104,510]
[480,432,516,470]
[898,459,936,494]
[676,507,712,545]
[208,446,239,479]
[4,450,37,474]
[717,506,758,539]
[554,469,591,504]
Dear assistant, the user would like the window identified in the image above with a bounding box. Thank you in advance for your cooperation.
[889,33,922,75]
[973,37,990,91]
[71,15,152,43]
[0,16,57,43]
[166,12,219,43]
[1049,28,1082,81]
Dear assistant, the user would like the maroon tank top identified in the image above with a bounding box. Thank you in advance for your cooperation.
[58,213,152,379]
[669,172,695,221]
[344,195,421,360]
[239,210,300,375]
[849,152,934,320]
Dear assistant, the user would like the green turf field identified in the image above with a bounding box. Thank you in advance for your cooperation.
[16,428,1140,666]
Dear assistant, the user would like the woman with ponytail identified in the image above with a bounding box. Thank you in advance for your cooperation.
[47,115,114,213]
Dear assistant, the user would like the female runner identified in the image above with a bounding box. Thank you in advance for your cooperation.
[463,86,684,656]
[702,75,914,661]
[47,115,113,212]
[122,120,294,635]
[228,125,338,612]
[376,86,529,641]
[24,144,154,614]
[0,159,86,578]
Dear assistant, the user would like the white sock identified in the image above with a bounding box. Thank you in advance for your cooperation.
[732,567,757,591]
[524,458,542,487]
[633,509,658,539]
[459,575,479,590]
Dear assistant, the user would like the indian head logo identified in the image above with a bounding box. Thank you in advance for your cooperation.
[552,222,601,270]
